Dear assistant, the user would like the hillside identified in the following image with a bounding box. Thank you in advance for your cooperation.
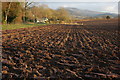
[64,7,118,19]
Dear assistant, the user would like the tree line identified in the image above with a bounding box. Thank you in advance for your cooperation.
[2,2,72,24]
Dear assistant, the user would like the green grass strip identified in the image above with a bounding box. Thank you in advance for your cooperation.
[2,23,47,30]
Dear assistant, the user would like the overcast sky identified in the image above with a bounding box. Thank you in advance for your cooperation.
[29,0,119,14]
[38,2,118,14]
[2,0,119,2]
[28,0,119,2]
[1,0,119,14]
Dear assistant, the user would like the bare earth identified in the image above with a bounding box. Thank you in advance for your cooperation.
[2,19,120,79]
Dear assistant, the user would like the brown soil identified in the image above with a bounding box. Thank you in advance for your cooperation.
[2,19,120,79]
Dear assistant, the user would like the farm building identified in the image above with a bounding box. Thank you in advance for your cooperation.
[37,17,48,23]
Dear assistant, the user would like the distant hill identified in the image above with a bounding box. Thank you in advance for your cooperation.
[64,7,118,19]
[95,13,118,18]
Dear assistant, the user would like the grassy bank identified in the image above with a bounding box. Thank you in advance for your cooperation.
[2,23,47,30]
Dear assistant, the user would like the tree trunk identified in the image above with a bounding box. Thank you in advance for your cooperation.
[4,2,12,24]
[23,1,33,23]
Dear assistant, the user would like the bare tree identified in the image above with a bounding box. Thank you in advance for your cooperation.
[22,0,33,23]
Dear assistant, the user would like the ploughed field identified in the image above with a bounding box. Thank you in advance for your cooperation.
[2,19,120,79]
